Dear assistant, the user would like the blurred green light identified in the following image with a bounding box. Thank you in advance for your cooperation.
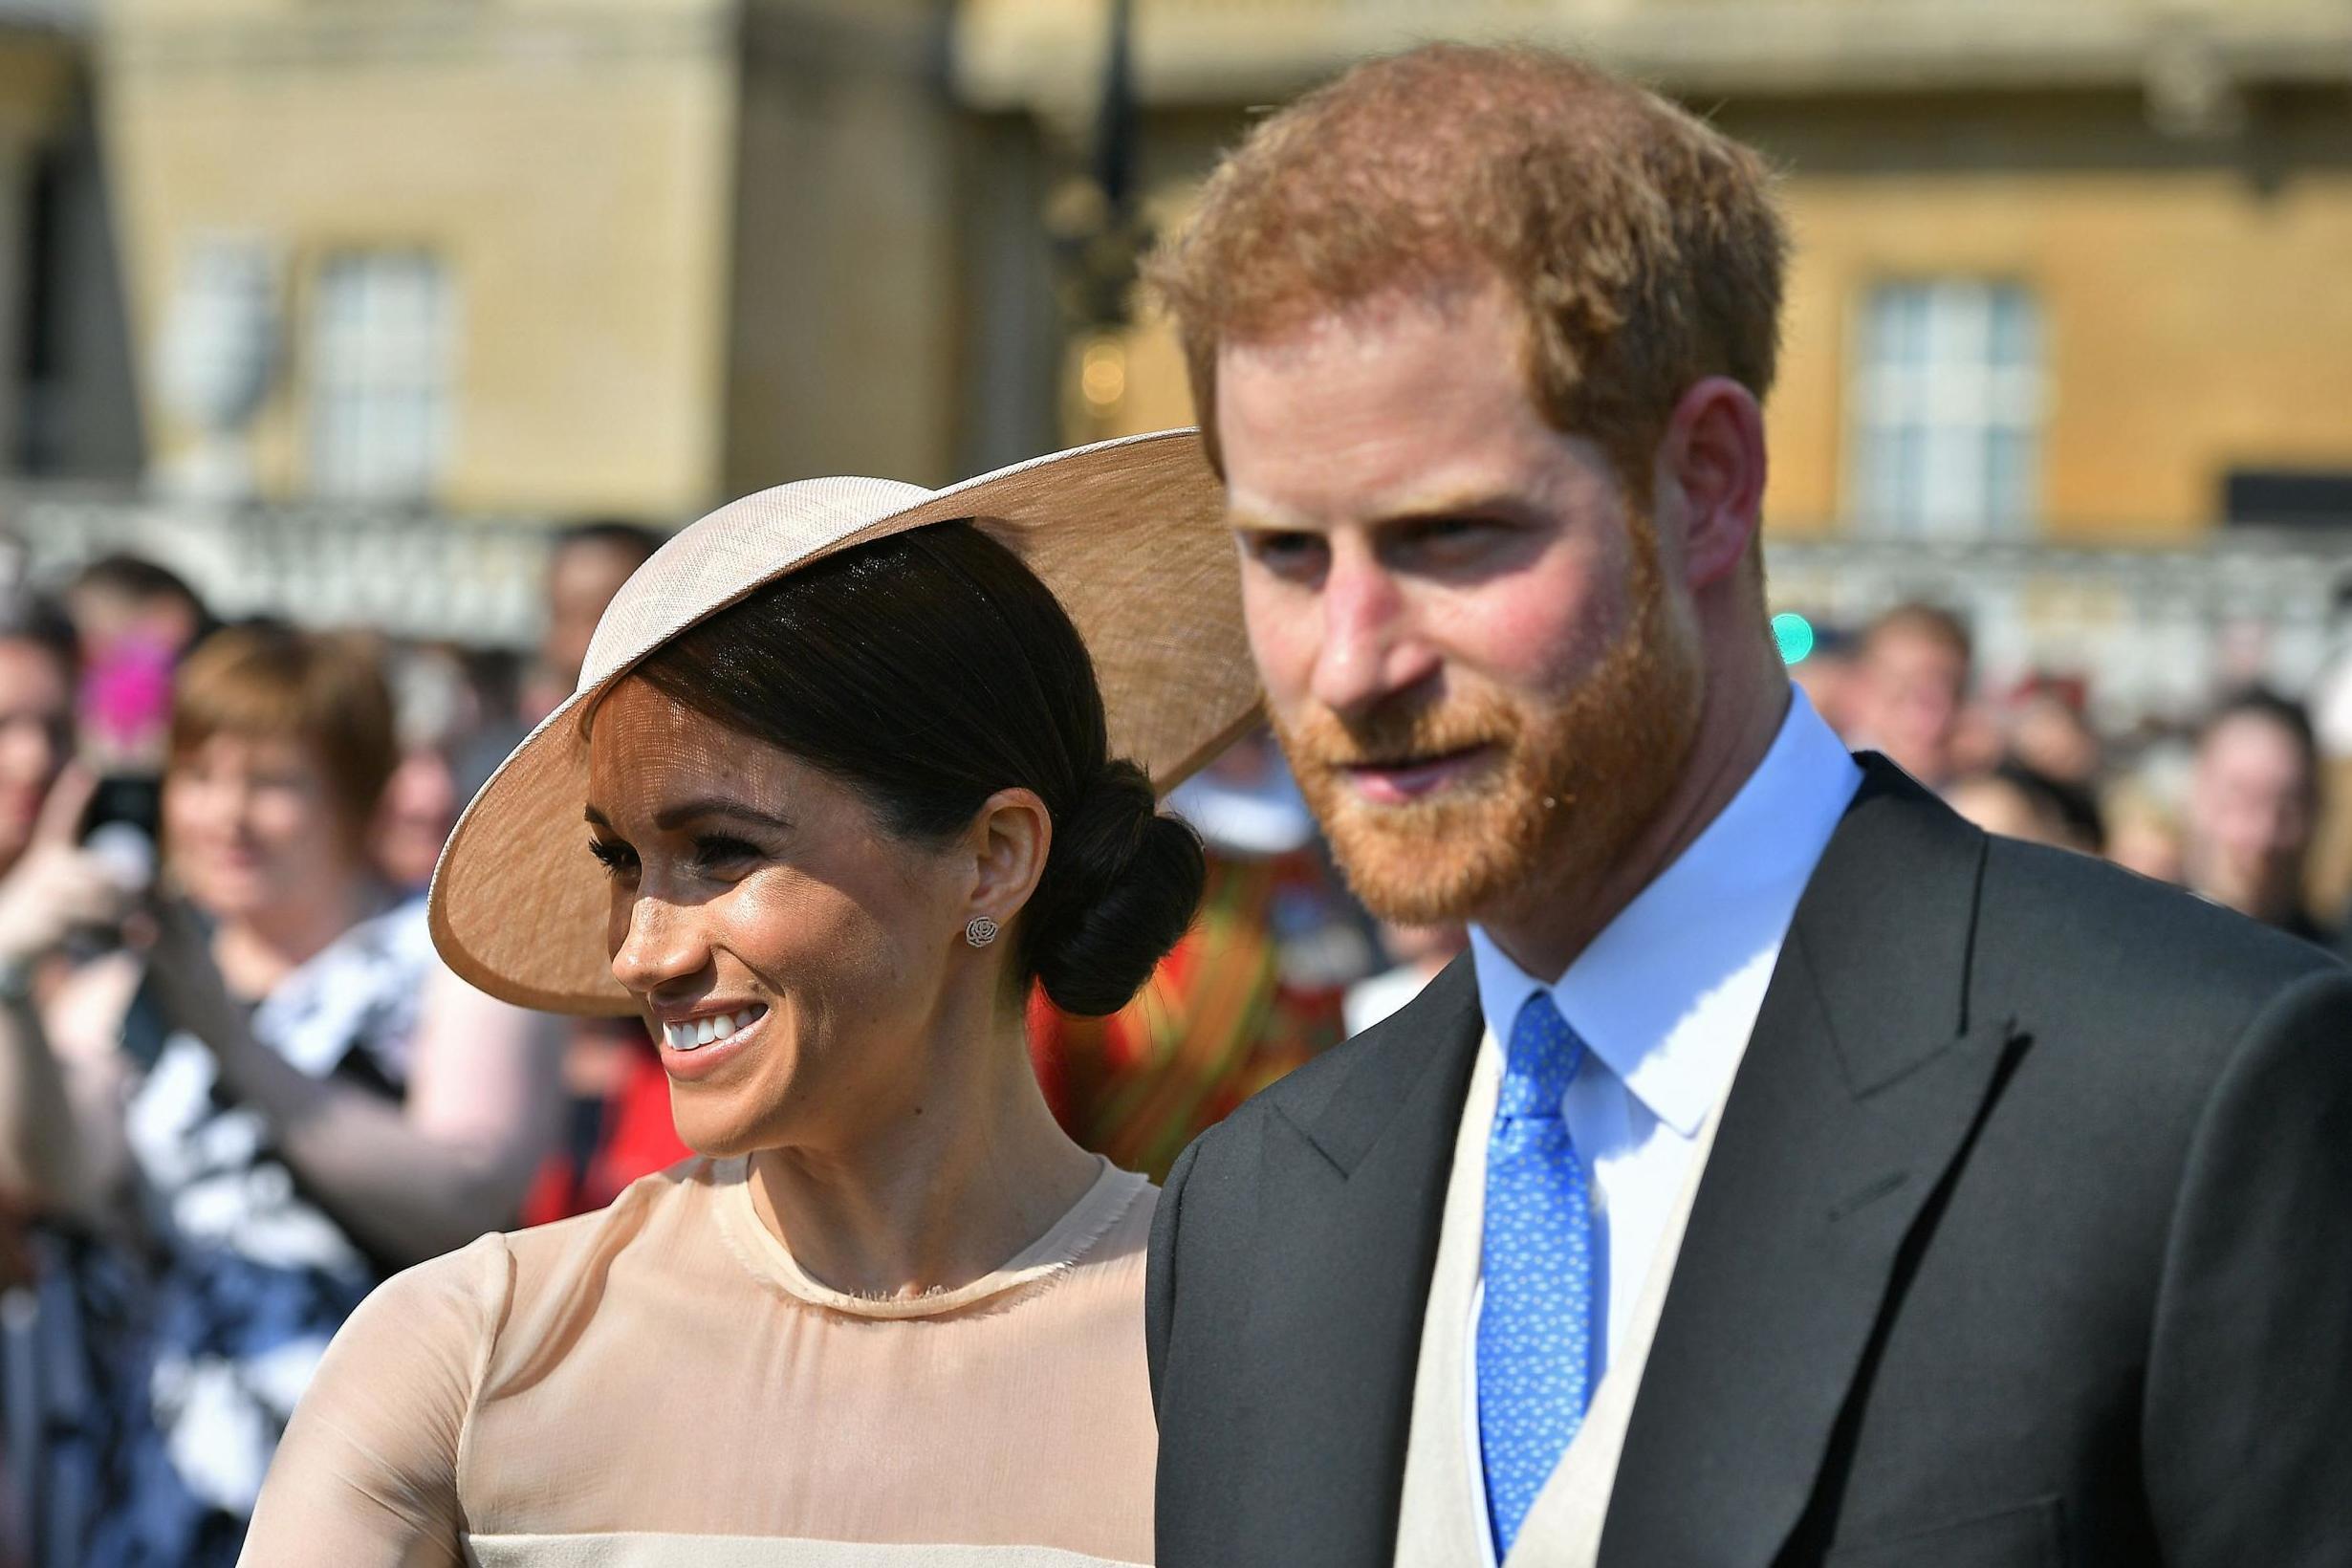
[1772,612,1816,665]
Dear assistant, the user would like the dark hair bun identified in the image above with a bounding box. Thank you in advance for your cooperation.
[1026,759,1207,1016]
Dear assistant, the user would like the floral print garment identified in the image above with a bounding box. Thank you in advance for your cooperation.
[72,897,432,1567]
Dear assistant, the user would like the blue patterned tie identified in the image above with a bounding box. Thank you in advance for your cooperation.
[1477,991,1600,1558]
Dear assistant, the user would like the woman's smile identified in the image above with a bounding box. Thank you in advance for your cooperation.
[655,1001,772,1081]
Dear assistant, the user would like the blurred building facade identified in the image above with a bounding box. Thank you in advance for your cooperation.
[959,0,2352,547]
[95,0,1003,516]
[0,0,141,484]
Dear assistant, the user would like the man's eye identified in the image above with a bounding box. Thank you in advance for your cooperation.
[1243,531,1327,577]
[1405,515,1499,550]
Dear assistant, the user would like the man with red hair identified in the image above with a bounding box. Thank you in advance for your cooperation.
[1143,43,2352,1568]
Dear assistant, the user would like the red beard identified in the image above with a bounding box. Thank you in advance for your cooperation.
[1274,513,1702,926]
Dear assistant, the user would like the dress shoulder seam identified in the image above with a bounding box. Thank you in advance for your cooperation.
[452,1230,516,1503]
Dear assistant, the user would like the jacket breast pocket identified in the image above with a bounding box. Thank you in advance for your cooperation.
[1820,1496,2067,1568]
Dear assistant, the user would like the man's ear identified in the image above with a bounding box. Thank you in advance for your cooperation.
[1658,377,1768,591]
[968,787,1052,929]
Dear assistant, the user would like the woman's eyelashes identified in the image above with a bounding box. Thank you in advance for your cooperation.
[686,833,766,877]
[586,830,771,882]
[586,836,639,879]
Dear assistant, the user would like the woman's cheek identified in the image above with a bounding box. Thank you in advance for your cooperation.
[161,779,211,846]
[255,790,328,857]
[757,886,920,1040]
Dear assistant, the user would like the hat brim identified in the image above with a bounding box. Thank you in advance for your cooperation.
[428,429,1257,1015]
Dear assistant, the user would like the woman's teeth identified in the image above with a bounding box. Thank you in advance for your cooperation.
[663,1005,766,1053]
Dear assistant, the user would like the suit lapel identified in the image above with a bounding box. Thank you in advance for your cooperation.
[1598,758,2028,1568]
[1235,952,1486,1568]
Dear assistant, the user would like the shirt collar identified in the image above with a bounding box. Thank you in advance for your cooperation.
[1468,686,1862,1136]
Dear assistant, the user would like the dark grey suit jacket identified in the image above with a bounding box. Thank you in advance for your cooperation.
[1147,757,2352,1566]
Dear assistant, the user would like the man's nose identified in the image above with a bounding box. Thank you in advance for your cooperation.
[1311,555,1437,717]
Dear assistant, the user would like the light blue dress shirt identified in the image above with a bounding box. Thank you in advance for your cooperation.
[1459,686,1862,1562]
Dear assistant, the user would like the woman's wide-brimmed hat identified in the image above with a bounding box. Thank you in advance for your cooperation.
[428,428,1257,1015]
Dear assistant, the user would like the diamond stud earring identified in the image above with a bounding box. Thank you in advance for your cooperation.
[965,916,1000,948]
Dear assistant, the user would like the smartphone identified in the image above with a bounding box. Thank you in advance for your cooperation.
[79,773,163,847]
[70,773,162,962]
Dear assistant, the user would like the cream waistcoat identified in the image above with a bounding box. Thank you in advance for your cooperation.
[1393,1037,1732,1568]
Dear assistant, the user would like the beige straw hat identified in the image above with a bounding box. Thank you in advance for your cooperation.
[428,428,1257,1016]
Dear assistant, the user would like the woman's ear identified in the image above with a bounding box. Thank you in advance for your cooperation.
[967,788,1052,928]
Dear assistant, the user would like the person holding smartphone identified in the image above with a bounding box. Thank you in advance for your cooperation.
[0,623,561,1567]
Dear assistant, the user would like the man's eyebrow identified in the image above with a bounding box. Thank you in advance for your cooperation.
[1374,489,1526,525]
[1226,507,1302,534]
[1228,490,1523,533]
[581,800,795,834]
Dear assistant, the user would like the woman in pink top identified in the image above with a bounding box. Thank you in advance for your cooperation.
[240,435,1257,1567]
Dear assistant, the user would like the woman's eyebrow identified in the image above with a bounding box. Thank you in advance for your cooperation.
[582,800,795,834]
[648,798,795,834]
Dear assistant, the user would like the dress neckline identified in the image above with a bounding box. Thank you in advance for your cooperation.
[711,1153,1146,1319]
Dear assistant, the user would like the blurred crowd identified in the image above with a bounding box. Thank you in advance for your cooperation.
[0,522,2339,1564]
[0,525,685,1567]
[1792,599,2352,950]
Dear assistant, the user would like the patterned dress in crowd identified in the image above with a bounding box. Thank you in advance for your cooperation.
[61,898,434,1567]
